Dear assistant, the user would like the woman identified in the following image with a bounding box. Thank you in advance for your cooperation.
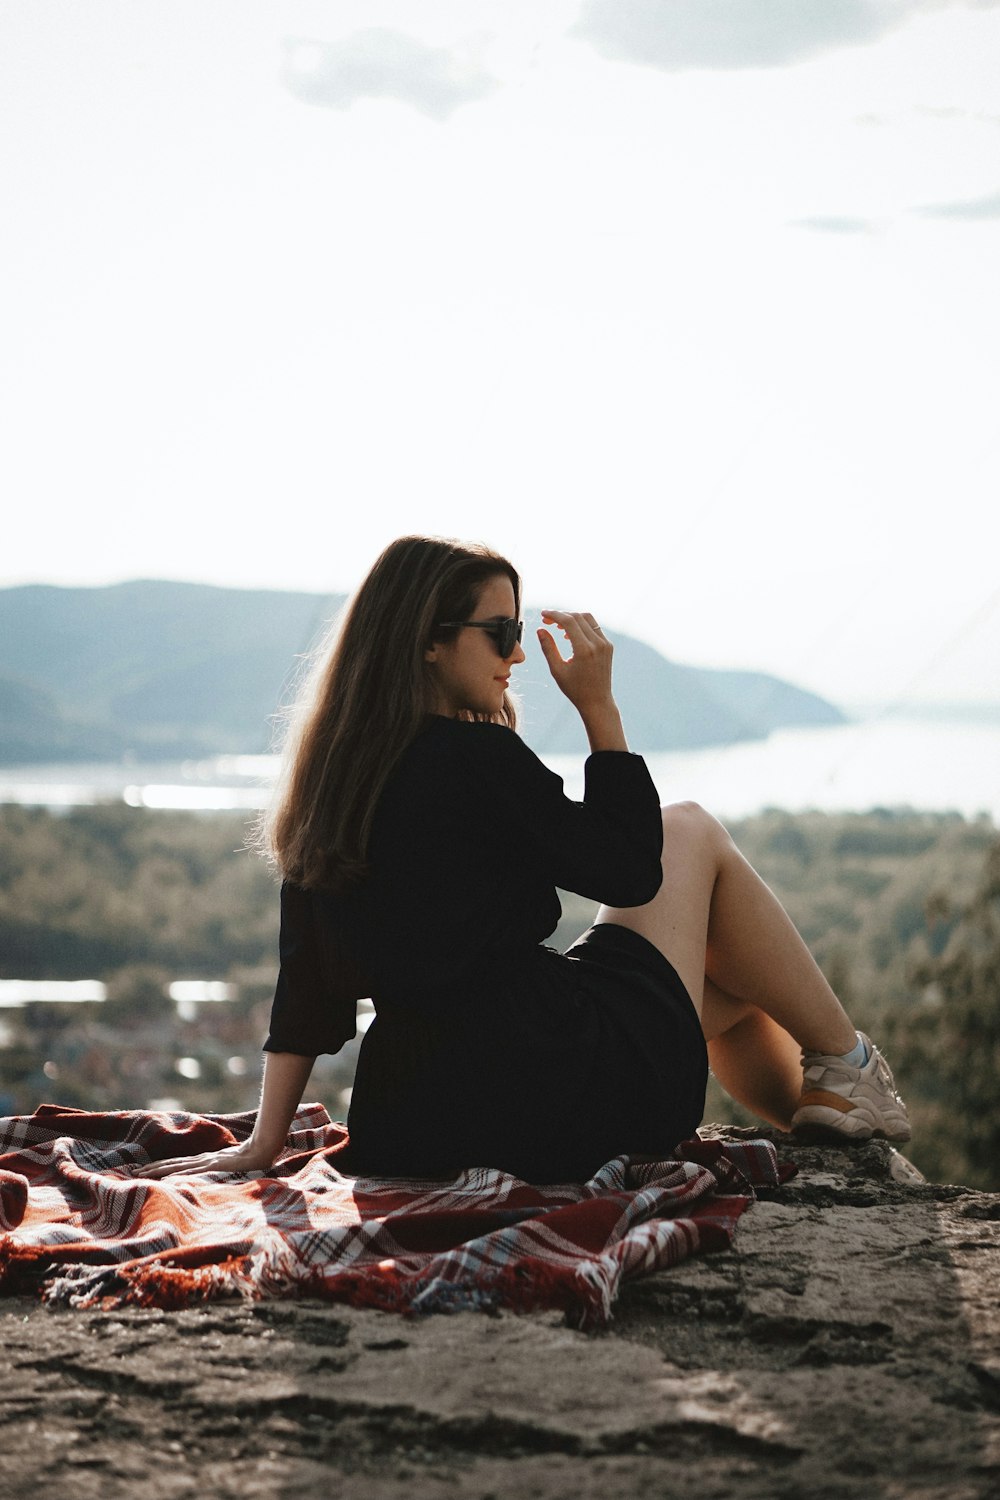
[147,535,909,1183]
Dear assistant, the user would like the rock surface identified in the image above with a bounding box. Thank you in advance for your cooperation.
[2,1131,999,1498]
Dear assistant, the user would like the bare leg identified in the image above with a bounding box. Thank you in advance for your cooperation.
[702,979,803,1128]
[596,801,857,1129]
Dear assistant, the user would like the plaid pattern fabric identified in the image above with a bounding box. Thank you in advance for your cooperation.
[0,1104,790,1326]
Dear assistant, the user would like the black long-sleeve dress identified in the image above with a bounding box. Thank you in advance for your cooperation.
[264,716,707,1181]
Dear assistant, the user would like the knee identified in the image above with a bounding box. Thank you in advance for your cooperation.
[660,800,733,855]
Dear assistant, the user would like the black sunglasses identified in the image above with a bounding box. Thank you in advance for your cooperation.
[436,617,524,658]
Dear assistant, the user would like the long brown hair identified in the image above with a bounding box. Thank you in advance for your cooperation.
[262,535,521,890]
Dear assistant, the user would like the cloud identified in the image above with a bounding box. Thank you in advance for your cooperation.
[788,215,879,233]
[573,0,940,72]
[786,190,1000,234]
[912,188,1000,218]
[915,103,1000,127]
[282,30,499,121]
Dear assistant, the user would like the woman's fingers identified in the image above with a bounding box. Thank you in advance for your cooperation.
[539,609,610,656]
[139,1153,213,1178]
[535,626,563,671]
[137,1149,260,1179]
[537,609,615,711]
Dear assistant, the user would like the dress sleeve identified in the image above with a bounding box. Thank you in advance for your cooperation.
[478,725,664,908]
[263,881,360,1057]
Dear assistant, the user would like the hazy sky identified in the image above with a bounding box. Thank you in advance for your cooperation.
[2,0,998,708]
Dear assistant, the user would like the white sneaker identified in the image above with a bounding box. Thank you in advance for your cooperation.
[791,1033,911,1143]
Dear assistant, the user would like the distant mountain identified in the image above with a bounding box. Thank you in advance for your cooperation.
[0,580,845,763]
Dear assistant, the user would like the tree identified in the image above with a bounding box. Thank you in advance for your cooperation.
[890,837,1000,1189]
[102,965,175,1028]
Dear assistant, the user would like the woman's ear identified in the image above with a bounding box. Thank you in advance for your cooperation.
[424,644,439,663]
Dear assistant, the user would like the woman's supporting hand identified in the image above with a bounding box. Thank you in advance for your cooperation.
[537,610,628,753]
[140,1139,278,1179]
[132,1050,316,1180]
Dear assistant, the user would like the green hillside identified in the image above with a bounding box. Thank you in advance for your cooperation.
[0,580,844,762]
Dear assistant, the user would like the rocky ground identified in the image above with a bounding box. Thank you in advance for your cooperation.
[2,1132,999,1500]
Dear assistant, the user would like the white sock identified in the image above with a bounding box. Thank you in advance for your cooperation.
[839,1032,870,1068]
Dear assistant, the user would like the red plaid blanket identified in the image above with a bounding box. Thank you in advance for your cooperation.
[0,1103,790,1327]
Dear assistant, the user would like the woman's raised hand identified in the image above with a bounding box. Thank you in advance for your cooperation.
[537,611,628,752]
[537,611,612,709]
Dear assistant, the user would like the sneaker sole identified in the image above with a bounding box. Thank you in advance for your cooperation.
[791,1104,912,1144]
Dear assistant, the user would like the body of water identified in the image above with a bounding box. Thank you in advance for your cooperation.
[561,717,1000,824]
[0,718,997,824]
